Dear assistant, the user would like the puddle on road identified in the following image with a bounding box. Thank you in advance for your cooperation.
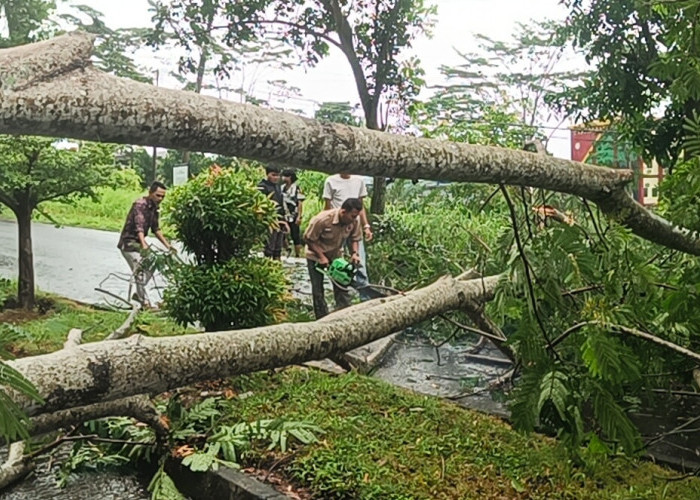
[373,328,511,418]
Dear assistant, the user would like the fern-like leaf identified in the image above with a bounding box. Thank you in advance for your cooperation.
[592,384,642,453]
[0,361,43,441]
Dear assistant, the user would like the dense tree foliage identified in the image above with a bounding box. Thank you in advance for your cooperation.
[553,0,700,166]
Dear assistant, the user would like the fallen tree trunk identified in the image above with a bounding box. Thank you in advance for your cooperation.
[1,33,699,254]
[7,275,500,417]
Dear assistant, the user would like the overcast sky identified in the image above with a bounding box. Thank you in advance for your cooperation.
[72,0,573,158]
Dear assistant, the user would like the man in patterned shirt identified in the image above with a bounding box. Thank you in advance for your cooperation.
[117,181,174,306]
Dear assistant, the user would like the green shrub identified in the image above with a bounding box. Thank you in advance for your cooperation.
[297,170,327,200]
[165,166,277,263]
[163,257,288,331]
[369,182,509,290]
[161,166,288,331]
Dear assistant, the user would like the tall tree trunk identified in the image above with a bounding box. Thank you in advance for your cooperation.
[365,111,387,214]
[16,205,34,309]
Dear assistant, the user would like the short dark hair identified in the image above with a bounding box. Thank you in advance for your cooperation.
[281,169,297,182]
[266,166,281,174]
[341,197,363,212]
[149,181,167,193]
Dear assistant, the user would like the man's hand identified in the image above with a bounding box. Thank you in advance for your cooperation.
[350,252,361,265]
[168,246,178,254]
[363,225,373,242]
[280,221,290,232]
[317,255,330,267]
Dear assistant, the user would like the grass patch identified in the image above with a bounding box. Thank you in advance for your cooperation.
[11,300,192,356]
[33,186,144,232]
[229,368,700,500]
[0,280,193,356]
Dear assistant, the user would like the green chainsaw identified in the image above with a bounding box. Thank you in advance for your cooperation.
[316,257,357,287]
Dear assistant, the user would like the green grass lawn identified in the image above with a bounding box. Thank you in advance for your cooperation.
[0,281,193,356]
[33,186,143,232]
[230,368,700,500]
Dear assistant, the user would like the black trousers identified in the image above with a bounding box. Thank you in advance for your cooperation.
[264,230,285,259]
[307,259,352,319]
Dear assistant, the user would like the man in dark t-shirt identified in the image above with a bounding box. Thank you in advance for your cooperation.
[257,166,288,260]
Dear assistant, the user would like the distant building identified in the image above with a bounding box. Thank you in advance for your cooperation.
[570,123,664,206]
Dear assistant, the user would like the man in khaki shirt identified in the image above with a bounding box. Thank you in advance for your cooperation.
[304,198,363,319]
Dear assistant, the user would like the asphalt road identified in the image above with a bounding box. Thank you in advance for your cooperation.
[0,220,164,305]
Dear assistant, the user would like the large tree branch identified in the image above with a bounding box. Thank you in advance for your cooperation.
[0,191,18,212]
[26,394,168,441]
[6,274,500,416]
[1,33,700,254]
[0,34,630,195]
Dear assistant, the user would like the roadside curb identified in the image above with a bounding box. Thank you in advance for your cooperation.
[167,459,289,500]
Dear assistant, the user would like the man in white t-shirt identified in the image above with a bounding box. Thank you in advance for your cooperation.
[323,173,381,301]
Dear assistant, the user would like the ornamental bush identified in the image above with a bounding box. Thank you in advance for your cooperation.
[163,258,288,331]
[161,165,289,331]
[166,166,277,263]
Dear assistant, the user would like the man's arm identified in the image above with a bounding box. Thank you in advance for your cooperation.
[133,204,149,250]
[322,178,333,210]
[137,231,149,251]
[348,222,362,265]
[358,197,373,242]
[306,242,329,266]
[154,230,173,252]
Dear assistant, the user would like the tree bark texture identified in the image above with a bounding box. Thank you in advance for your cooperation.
[7,275,499,417]
[0,32,699,255]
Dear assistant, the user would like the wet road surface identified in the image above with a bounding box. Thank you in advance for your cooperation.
[0,220,163,305]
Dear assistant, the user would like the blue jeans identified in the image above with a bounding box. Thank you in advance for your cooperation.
[346,240,383,301]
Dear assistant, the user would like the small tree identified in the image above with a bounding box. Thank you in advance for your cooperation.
[0,136,115,309]
[162,166,289,331]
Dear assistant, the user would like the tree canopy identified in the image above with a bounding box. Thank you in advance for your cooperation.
[553,0,700,166]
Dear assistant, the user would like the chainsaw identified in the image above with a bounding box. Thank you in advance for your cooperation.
[316,257,357,287]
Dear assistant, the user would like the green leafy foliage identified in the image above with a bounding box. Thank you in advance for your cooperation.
[0,0,54,48]
[0,361,43,441]
[161,166,288,331]
[163,256,288,331]
[0,320,43,441]
[554,0,700,165]
[61,394,322,496]
[165,166,277,263]
[148,462,186,500]
[0,136,116,210]
[369,180,508,290]
[492,188,700,455]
